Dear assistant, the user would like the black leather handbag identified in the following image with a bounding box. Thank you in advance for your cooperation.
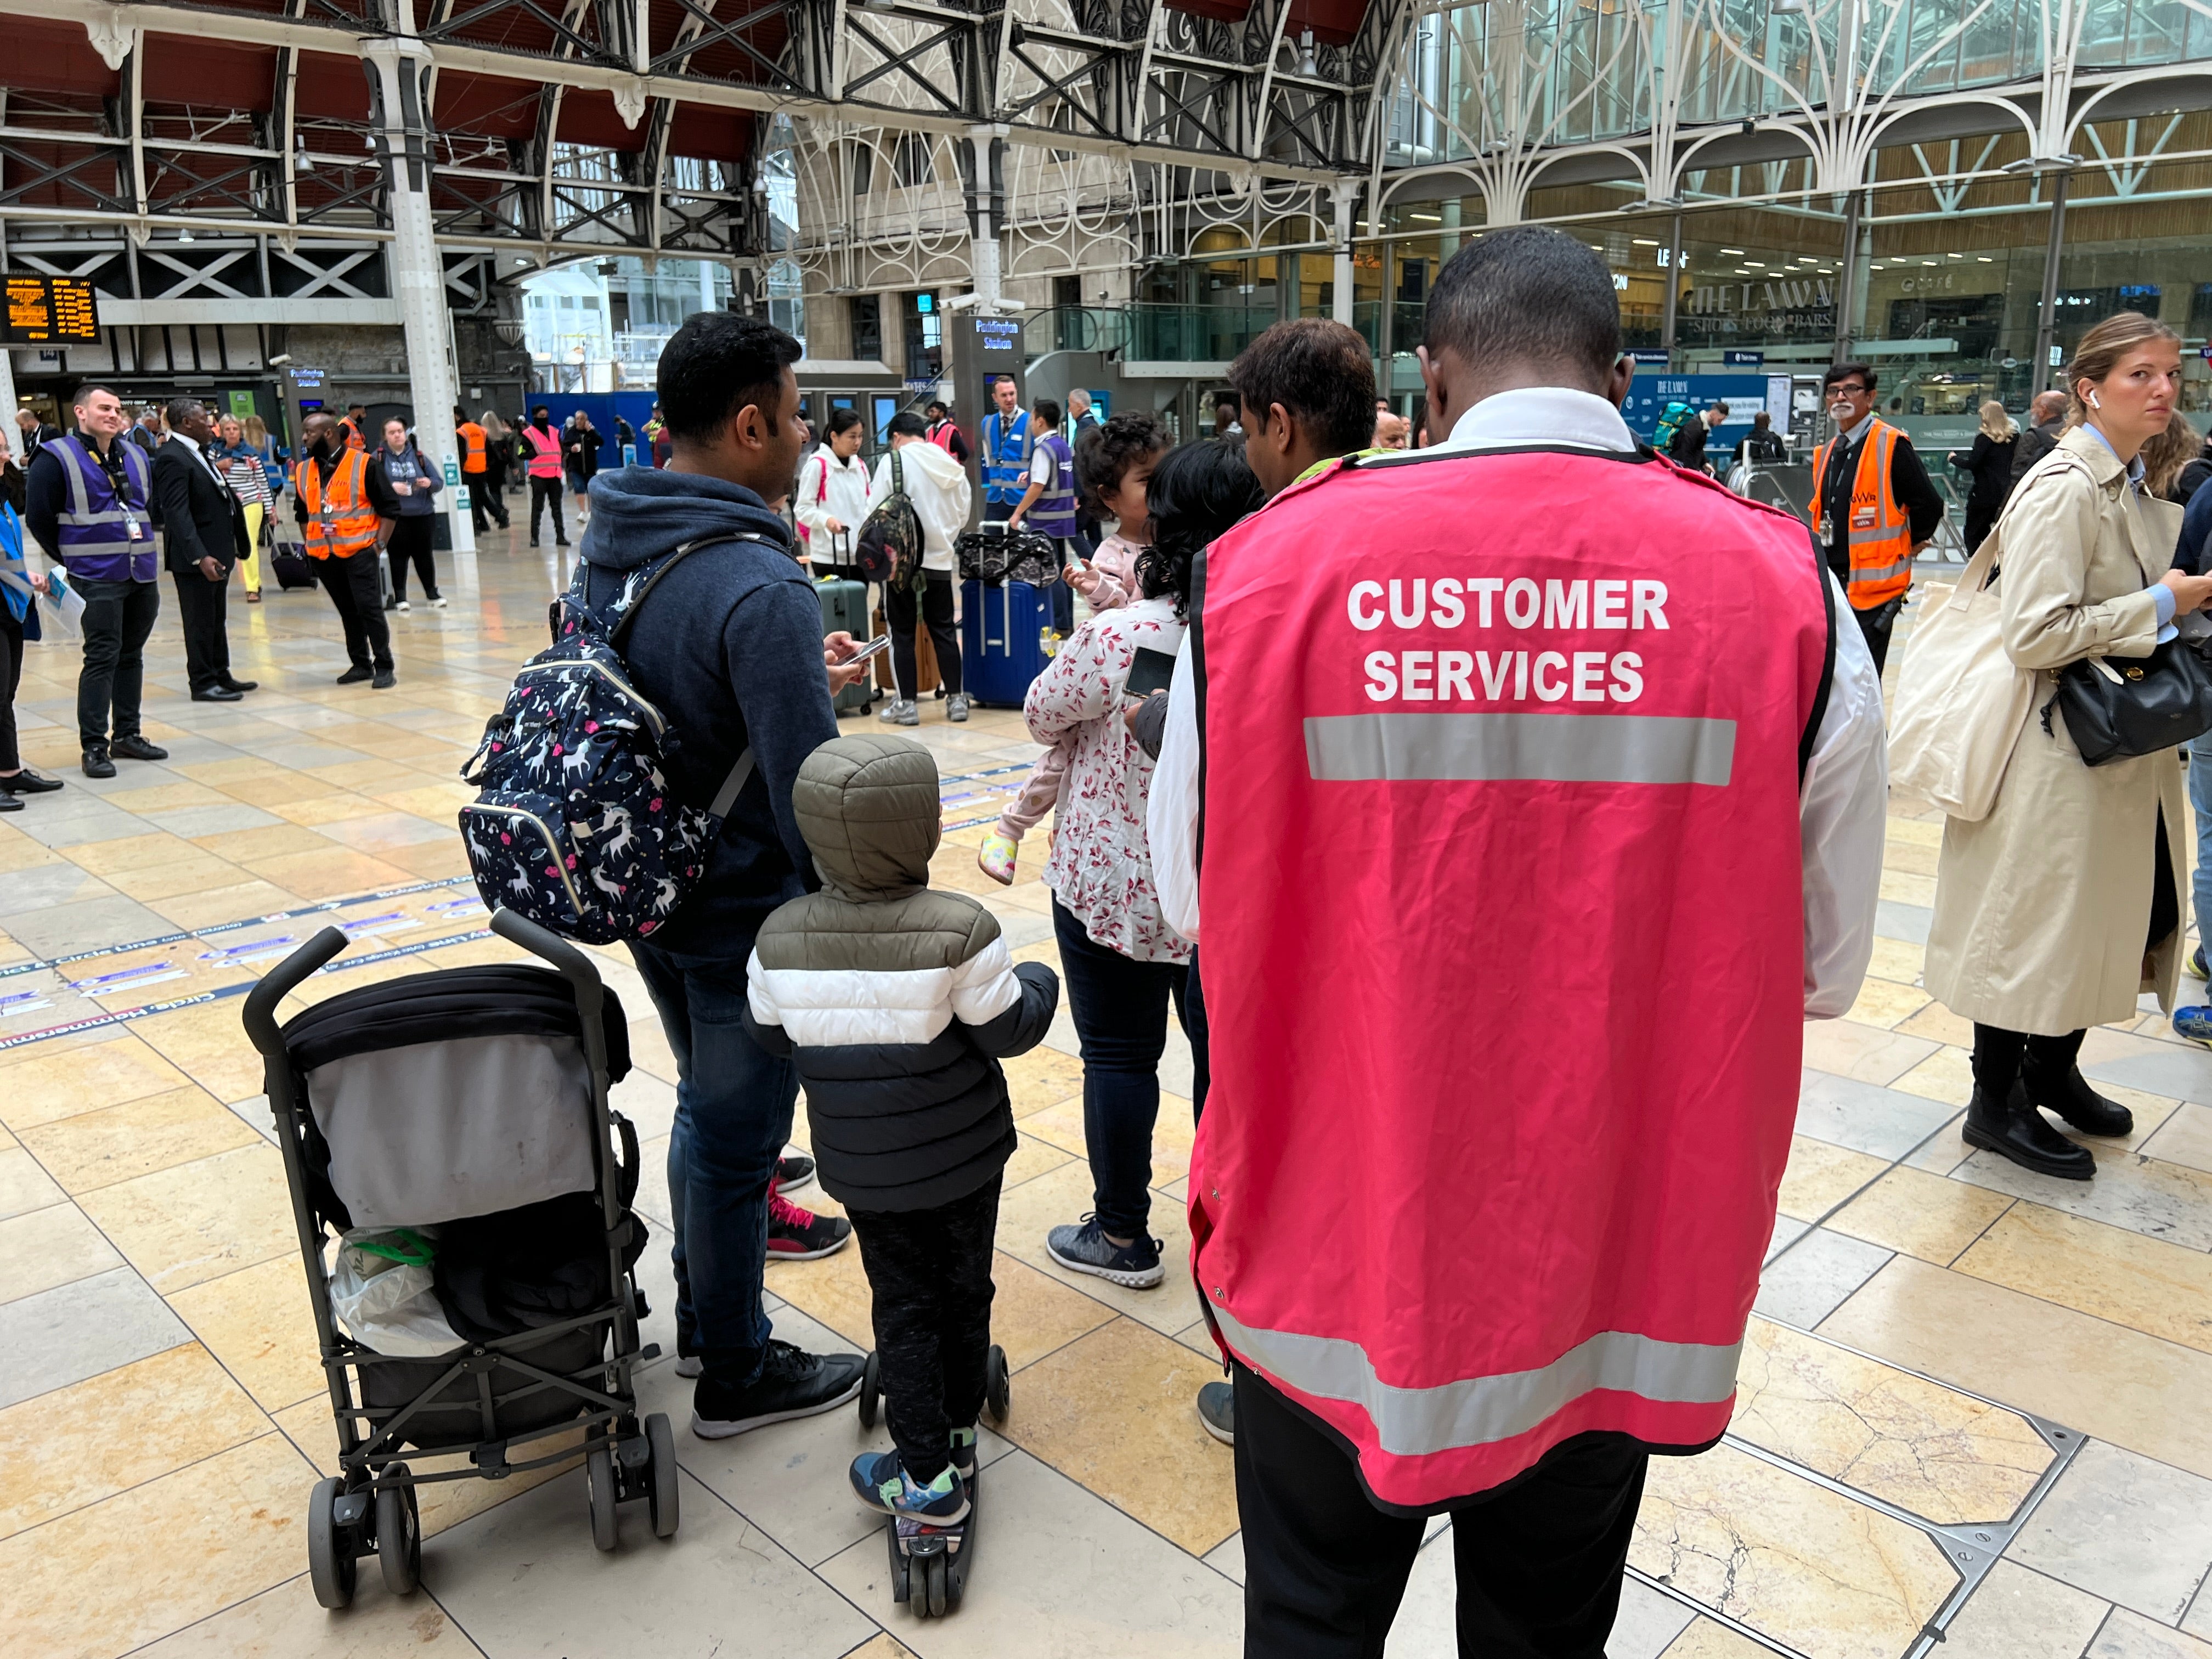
[2046,637,2212,765]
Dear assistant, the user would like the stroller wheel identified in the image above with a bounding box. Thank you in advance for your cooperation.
[376,1466,421,1596]
[985,1344,1011,1425]
[857,1351,881,1430]
[586,1446,619,1552]
[645,1413,680,1539]
[307,1476,357,1610]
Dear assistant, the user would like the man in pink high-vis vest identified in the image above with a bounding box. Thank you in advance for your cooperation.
[1149,227,1888,1656]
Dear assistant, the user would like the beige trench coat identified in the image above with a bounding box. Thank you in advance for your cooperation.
[1924,426,2189,1036]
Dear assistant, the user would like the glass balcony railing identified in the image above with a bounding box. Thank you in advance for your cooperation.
[1351,301,1430,357]
[1022,304,1281,364]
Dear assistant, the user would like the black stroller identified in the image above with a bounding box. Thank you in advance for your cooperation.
[243,907,678,1609]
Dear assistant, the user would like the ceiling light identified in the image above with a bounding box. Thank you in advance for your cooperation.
[1745,261,1765,267]
[1869,262,1884,269]
[1977,256,1994,262]
[1296,29,1318,76]
[1632,238,1658,246]
[1410,212,1441,223]
[178,227,195,243]
[1720,247,1744,255]
[1922,259,1937,266]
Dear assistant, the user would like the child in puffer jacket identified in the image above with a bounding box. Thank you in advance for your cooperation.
[744,733,1059,1528]
[978,412,1171,885]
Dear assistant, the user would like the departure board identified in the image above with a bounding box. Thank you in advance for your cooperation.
[3,276,100,345]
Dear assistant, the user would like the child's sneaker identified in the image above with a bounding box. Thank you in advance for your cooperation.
[774,1152,816,1194]
[850,1449,970,1523]
[978,833,1018,885]
[767,1181,851,1261]
[2176,1005,2212,1047]
[1046,1215,1165,1288]
[2191,946,2208,980]
[949,1425,980,1482]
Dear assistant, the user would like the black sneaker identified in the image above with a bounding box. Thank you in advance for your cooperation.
[1196,1381,1234,1446]
[336,666,374,685]
[1046,1215,1165,1288]
[690,1339,865,1440]
[774,1152,816,1194]
[81,745,116,780]
[110,735,168,761]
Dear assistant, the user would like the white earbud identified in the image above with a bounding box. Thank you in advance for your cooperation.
[2087,388,2102,409]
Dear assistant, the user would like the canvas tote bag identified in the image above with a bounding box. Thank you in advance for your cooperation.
[1888,525,2036,821]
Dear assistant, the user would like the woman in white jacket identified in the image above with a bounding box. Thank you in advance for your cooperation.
[872,410,975,725]
[795,408,875,579]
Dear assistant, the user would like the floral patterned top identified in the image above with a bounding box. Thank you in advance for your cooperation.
[1023,595,1192,964]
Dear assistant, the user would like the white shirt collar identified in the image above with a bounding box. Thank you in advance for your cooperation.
[168,430,201,454]
[1843,413,1877,447]
[1433,386,1637,456]
[2080,422,2148,488]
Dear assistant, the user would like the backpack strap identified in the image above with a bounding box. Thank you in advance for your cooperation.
[1798,524,1837,786]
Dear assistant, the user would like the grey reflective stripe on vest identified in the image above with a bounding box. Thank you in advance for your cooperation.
[1304,713,1736,786]
[55,438,141,557]
[1212,1305,1743,1457]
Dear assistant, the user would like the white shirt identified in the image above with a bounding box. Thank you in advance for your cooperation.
[1148,383,1888,1018]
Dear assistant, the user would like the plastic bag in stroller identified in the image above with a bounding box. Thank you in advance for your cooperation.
[243,907,679,1610]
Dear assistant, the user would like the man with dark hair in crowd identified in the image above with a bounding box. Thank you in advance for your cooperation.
[1668,399,1729,473]
[1228,316,1380,496]
[578,311,870,1438]
[151,397,253,703]
[2006,387,2071,500]
[1151,225,1886,1654]
[25,383,170,777]
[923,398,970,465]
[1813,362,1944,675]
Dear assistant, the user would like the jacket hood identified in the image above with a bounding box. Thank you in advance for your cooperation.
[890,439,967,488]
[578,465,793,571]
[791,735,941,901]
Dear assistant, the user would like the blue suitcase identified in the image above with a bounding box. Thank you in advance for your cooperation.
[960,580,1054,708]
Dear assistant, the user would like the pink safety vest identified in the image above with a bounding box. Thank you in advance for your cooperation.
[1187,446,1833,1510]
[522,422,563,479]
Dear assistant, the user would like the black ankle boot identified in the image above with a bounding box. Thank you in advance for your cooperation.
[2022,1062,2133,1137]
[1962,1084,2095,1181]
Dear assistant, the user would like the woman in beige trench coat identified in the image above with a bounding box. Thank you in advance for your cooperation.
[1926,312,2212,1181]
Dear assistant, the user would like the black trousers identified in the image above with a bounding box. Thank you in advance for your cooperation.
[1852,594,1904,679]
[470,466,510,532]
[847,1175,1001,1486]
[387,516,439,602]
[74,575,160,747]
[169,567,232,693]
[318,554,393,673]
[529,476,567,545]
[1235,1366,1649,1659]
[888,571,962,699]
[0,606,21,771]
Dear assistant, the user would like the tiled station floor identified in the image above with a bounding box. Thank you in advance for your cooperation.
[3,525,2212,1659]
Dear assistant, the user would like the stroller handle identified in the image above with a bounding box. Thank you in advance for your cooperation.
[242,926,349,1058]
[489,907,604,1024]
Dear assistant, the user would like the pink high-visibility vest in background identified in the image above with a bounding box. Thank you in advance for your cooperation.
[1187,447,1833,1509]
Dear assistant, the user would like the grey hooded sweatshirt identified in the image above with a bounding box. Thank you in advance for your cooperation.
[743,735,1059,1212]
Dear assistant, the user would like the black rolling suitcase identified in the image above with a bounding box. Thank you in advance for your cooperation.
[817,577,874,715]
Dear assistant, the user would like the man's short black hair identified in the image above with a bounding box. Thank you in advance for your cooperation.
[657,312,803,443]
[1824,362,1876,393]
[1032,398,1062,429]
[926,400,947,416]
[1228,318,1376,456]
[532,405,550,417]
[1424,227,1620,384]
[164,398,205,429]
[887,411,928,439]
[347,402,366,414]
[71,383,118,409]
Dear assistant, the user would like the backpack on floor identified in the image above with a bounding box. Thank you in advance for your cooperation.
[855,450,922,591]
[457,535,764,944]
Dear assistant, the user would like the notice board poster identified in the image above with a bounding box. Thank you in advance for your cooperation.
[3,276,100,345]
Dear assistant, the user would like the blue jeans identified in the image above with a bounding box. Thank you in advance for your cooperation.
[2191,737,2212,970]
[1053,898,1189,1240]
[629,936,799,1386]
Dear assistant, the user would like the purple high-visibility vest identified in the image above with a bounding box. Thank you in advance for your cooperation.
[1028,430,1080,538]
[52,432,156,582]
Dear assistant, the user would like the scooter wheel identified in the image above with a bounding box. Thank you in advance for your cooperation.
[924,1551,949,1618]
[858,1350,881,1429]
[985,1344,1010,1424]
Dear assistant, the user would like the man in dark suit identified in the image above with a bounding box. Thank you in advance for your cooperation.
[152,398,256,702]
[14,409,59,465]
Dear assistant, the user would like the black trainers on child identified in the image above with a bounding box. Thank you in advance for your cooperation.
[690,1339,866,1440]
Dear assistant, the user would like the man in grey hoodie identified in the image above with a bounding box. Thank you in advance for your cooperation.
[578,311,871,1437]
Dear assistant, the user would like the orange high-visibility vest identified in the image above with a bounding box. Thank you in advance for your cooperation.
[337,416,368,454]
[297,450,380,560]
[459,421,488,473]
[522,422,563,479]
[1812,419,1915,611]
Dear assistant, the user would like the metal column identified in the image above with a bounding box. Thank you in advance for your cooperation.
[1659,211,1683,368]
[1832,188,1861,365]
[963,125,1009,308]
[359,35,476,555]
[2032,171,2072,396]
[1329,179,1358,327]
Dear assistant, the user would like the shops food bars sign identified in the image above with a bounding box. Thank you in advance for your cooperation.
[4,276,99,345]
